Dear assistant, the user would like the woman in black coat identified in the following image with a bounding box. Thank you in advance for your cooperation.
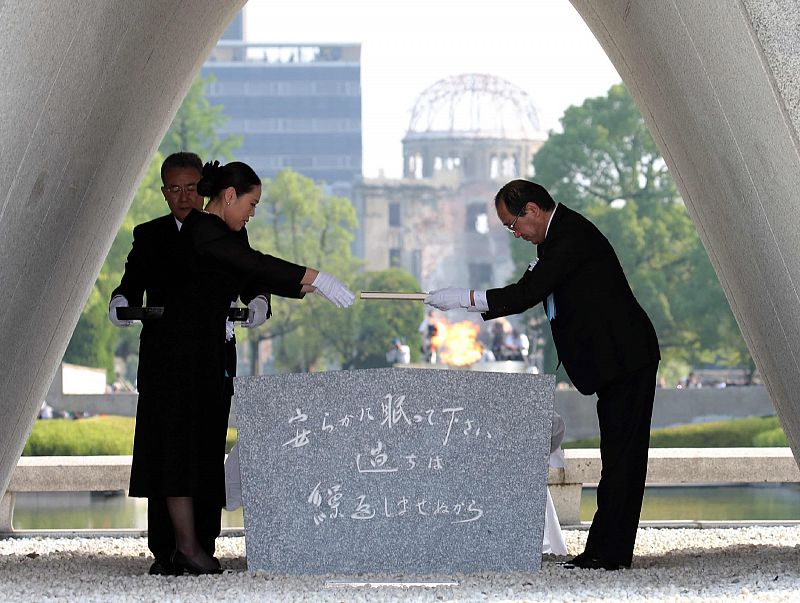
[128,161,354,574]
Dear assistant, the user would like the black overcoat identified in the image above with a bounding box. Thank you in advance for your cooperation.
[114,211,305,503]
[483,204,660,394]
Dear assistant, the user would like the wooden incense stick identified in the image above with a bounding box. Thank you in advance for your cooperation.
[359,291,428,300]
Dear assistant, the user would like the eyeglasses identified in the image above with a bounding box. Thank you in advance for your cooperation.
[163,184,197,195]
[506,208,525,233]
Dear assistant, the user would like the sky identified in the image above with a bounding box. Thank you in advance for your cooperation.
[244,0,621,179]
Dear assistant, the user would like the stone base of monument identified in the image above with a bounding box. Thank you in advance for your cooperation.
[233,368,554,575]
[324,579,460,588]
[400,360,531,373]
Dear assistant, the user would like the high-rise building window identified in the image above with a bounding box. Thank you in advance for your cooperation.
[201,37,362,185]
[389,203,401,227]
[389,248,402,268]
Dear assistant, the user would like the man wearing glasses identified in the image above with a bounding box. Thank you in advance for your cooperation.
[425,179,660,571]
[108,152,270,574]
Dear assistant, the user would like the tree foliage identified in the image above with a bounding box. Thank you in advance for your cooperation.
[159,75,242,160]
[243,171,424,372]
[242,169,361,372]
[316,269,424,370]
[524,83,752,382]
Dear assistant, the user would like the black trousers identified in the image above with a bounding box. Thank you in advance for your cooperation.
[148,496,222,563]
[583,361,658,566]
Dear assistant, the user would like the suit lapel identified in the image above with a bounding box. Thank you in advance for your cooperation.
[537,203,568,256]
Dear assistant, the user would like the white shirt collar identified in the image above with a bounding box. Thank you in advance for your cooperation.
[544,203,559,240]
[174,216,183,231]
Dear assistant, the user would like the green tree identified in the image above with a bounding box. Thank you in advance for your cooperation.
[315,269,424,370]
[63,287,116,377]
[159,75,242,160]
[243,169,361,373]
[526,83,752,383]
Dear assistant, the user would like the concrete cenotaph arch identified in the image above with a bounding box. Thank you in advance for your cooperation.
[0,0,245,496]
[569,0,800,459]
[1,0,800,501]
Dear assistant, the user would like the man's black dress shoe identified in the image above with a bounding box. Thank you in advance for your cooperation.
[563,553,629,571]
[171,549,223,575]
[148,558,176,576]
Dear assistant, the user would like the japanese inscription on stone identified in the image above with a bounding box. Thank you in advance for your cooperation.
[234,368,555,575]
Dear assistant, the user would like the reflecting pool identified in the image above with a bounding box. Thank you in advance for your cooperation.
[11,484,800,530]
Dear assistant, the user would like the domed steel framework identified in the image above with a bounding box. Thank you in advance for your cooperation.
[402,74,544,181]
[407,73,541,140]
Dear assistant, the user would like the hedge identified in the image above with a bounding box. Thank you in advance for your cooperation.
[23,414,787,455]
[23,415,238,456]
[564,415,786,448]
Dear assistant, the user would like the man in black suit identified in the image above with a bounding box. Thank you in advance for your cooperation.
[108,152,270,575]
[426,179,660,570]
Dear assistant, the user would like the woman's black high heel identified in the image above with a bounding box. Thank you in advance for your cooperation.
[171,549,223,575]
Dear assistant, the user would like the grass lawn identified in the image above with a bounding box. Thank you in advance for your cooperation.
[564,415,786,448]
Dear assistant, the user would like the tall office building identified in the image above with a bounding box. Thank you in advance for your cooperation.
[202,12,362,191]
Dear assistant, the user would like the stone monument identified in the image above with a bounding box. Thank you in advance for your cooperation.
[233,368,554,575]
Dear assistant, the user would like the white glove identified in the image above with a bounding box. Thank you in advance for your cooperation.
[424,287,471,312]
[108,295,133,327]
[312,271,355,308]
[243,295,269,328]
[225,302,237,341]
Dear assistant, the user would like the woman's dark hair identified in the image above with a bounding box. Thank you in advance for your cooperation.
[197,161,261,199]
[494,179,556,214]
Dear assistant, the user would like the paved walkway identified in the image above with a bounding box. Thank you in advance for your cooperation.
[1,527,798,602]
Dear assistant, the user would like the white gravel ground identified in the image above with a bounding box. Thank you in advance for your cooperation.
[1,527,799,602]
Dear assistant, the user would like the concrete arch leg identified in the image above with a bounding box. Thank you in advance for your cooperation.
[0,0,244,496]
[570,0,800,460]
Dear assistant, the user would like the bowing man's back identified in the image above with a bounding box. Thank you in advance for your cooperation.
[484,205,659,394]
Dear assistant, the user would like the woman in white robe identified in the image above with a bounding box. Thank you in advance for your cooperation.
[543,412,568,555]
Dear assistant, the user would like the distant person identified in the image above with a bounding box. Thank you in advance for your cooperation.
[425,179,660,570]
[386,337,411,365]
[418,310,439,363]
[490,319,508,360]
[502,328,529,362]
[38,401,53,420]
